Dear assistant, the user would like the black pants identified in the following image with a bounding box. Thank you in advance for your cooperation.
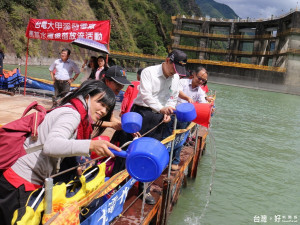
[111,105,166,182]
[131,104,165,140]
[131,104,166,193]
[0,174,32,225]
[54,80,70,99]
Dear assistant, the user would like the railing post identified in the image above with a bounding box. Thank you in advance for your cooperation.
[167,116,178,179]
[45,177,53,214]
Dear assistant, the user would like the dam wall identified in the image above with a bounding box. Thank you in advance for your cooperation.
[201,65,299,95]
[172,10,300,95]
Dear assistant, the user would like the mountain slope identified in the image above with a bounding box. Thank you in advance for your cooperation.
[196,0,239,19]
[0,0,238,60]
[0,0,203,59]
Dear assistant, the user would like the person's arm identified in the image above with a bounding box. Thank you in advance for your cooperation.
[179,90,194,103]
[197,89,207,103]
[163,75,180,114]
[81,59,88,73]
[101,115,122,130]
[69,73,79,84]
[120,86,133,116]
[43,109,90,157]
[50,71,55,82]
[69,61,81,84]
[138,69,163,112]
[43,108,120,158]
[49,62,56,83]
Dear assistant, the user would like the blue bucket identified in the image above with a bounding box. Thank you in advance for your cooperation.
[121,112,143,133]
[110,137,169,182]
[174,103,197,122]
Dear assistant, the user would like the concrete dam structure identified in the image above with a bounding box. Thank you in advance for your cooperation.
[171,10,300,95]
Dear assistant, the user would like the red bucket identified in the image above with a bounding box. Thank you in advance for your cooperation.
[192,103,212,128]
[91,136,111,159]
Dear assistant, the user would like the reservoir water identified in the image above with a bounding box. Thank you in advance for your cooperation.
[168,83,300,225]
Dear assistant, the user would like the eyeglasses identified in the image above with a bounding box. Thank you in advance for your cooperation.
[196,76,207,83]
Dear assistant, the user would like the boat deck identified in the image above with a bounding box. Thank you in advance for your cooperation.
[0,93,209,225]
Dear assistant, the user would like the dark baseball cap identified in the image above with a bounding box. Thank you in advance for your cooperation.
[104,65,132,86]
[168,49,188,76]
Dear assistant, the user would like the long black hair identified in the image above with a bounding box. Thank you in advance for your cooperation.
[60,80,116,135]
[88,56,98,79]
[88,56,98,69]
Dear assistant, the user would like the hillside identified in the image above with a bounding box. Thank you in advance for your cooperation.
[0,0,201,60]
[196,0,239,19]
[0,0,237,62]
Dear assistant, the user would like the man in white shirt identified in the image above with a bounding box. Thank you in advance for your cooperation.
[49,48,80,105]
[132,49,188,140]
[178,66,208,104]
[131,49,188,205]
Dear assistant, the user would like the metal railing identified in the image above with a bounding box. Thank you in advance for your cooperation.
[187,58,286,72]
[173,28,300,40]
[173,8,299,23]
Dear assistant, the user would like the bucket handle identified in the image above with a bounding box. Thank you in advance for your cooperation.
[109,148,128,158]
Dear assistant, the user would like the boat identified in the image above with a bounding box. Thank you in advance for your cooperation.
[9,122,211,225]
[0,68,125,102]
[0,92,215,225]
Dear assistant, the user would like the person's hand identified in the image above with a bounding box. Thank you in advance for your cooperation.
[187,97,194,103]
[82,59,88,68]
[68,78,75,84]
[162,114,171,123]
[77,167,83,176]
[206,96,214,103]
[160,106,175,115]
[211,107,215,114]
[132,132,141,138]
[111,121,122,130]
[90,140,121,158]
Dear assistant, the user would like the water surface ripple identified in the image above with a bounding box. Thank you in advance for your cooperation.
[168,84,300,225]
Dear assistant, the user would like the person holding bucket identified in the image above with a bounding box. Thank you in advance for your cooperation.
[129,49,188,204]
[163,66,208,171]
[0,80,121,225]
[58,66,133,182]
[177,66,208,104]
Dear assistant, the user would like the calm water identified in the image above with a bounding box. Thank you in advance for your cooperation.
[168,84,300,225]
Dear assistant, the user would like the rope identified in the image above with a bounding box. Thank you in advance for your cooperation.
[197,130,217,223]
[50,155,105,178]
[120,120,164,149]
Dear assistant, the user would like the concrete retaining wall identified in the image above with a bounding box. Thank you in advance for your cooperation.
[195,64,300,95]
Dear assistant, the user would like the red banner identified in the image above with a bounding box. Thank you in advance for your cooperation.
[25,18,110,44]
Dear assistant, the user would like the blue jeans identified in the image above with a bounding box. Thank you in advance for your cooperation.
[163,115,189,165]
